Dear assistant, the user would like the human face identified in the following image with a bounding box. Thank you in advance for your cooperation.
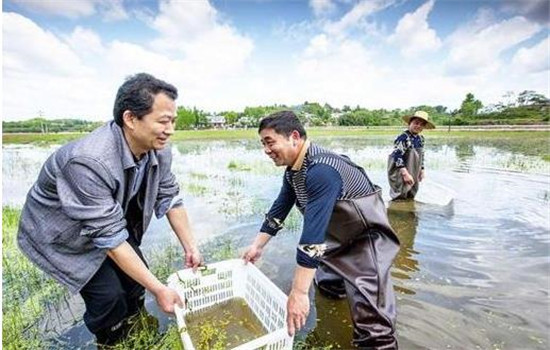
[259,128,301,167]
[125,92,176,156]
[408,118,427,135]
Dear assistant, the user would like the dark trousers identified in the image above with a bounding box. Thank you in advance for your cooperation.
[79,238,146,345]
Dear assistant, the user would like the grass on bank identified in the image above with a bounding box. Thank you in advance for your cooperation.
[4,128,550,163]
[4,127,550,143]
[2,207,67,350]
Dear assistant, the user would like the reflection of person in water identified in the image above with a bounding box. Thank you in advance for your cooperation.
[387,201,420,281]
[388,110,435,200]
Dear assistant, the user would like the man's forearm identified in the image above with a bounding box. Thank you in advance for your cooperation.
[166,206,198,252]
[292,265,316,294]
[107,242,164,295]
[254,232,273,249]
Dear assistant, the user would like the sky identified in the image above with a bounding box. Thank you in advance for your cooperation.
[2,0,549,121]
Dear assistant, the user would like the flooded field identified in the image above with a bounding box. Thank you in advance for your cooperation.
[3,133,549,349]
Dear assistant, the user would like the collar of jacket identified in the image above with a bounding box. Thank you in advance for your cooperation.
[110,121,159,170]
[291,139,310,171]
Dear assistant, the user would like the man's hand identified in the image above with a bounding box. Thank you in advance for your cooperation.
[400,168,415,186]
[153,285,183,314]
[185,246,202,272]
[286,289,309,336]
[242,244,263,264]
[242,233,272,264]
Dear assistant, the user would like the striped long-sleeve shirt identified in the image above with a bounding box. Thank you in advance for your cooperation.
[260,142,376,268]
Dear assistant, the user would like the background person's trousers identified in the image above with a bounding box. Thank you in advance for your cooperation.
[79,238,146,345]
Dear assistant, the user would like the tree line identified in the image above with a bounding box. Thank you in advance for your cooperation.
[3,91,548,133]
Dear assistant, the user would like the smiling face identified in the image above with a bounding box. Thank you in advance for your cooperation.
[259,128,302,167]
[123,92,176,157]
[408,117,427,135]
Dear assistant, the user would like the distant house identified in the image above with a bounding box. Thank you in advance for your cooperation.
[206,115,226,129]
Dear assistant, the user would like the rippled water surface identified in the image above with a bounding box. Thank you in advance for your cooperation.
[3,135,549,349]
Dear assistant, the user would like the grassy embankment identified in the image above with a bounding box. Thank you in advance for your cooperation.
[4,128,550,161]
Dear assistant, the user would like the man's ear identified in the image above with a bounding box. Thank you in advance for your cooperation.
[122,110,135,130]
[290,130,301,142]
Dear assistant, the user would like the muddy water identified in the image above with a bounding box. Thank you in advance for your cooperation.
[2,135,549,349]
[184,298,266,350]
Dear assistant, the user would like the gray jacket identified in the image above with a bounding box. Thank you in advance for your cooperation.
[17,121,181,293]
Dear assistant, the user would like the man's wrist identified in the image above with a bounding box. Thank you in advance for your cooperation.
[149,281,167,296]
[290,287,308,295]
[184,244,198,254]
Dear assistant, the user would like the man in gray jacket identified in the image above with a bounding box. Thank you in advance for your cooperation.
[17,73,201,345]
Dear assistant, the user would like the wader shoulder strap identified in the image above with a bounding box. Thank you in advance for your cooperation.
[310,152,378,191]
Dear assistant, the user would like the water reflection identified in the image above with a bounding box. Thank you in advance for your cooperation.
[388,201,420,295]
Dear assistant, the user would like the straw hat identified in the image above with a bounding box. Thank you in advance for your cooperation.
[402,110,435,129]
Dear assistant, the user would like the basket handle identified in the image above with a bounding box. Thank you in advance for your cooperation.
[175,305,196,349]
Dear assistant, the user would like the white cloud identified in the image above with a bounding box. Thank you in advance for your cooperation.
[2,0,548,122]
[9,0,128,20]
[389,0,442,57]
[10,0,97,18]
[3,12,88,76]
[511,36,550,73]
[310,0,336,17]
[100,0,128,22]
[151,0,217,41]
[293,36,388,107]
[66,27,106,56]
[2,1,254,120]
[445,14,542,75]
[148,0,253,76]
[323,0,393,37]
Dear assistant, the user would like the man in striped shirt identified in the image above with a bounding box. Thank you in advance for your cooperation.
[242,111,400,349]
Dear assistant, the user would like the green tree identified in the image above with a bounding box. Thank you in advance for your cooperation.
[459,93,483,118]
[176,106,195,130]
[517,90,549,107]
[221,111,239,126]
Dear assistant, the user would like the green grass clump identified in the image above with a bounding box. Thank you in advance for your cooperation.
[2,207,67,350]
[106,311,184,350]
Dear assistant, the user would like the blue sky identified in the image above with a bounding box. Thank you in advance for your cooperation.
[2,0,549,121]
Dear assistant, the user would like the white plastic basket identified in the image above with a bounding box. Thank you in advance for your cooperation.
[167,259,294,350]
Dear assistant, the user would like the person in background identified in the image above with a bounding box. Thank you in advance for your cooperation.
[242,110,400,349]
[17,73,201,346]
[388,110,435,200]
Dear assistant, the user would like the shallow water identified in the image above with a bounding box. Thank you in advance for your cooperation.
[185,298,266,350]
[3,135,549,349]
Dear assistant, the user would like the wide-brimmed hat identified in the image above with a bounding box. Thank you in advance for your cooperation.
[402,110,435,129]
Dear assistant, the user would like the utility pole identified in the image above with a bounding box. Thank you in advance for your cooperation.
[448,110,457,132]
[38,110,45,133]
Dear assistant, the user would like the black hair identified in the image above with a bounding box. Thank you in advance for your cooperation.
[258,110,307,138]
[113,73,178,126]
